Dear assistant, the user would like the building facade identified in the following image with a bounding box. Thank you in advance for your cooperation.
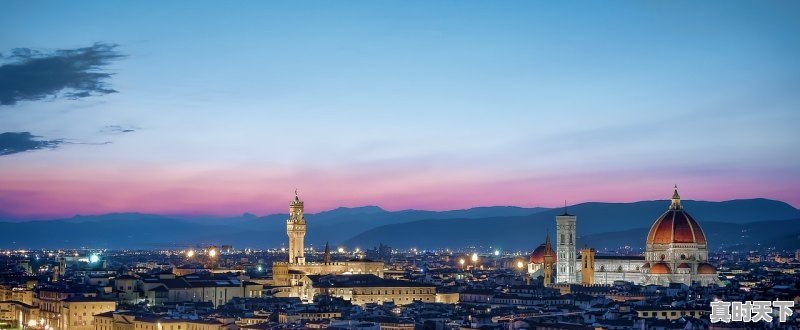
[299,274,436,306]
[555,213,577,283]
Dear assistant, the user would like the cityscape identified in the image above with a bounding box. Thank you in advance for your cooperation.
[1,189,799,329]
[2,1,800,330]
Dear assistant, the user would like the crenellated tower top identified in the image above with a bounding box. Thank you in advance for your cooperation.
[289,189,305,221]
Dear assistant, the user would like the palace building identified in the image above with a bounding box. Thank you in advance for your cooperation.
[271,192,384,288]
[528,186,720,286]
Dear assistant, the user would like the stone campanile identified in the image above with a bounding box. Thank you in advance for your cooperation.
[287,190,307,264]
[556,210,577,283]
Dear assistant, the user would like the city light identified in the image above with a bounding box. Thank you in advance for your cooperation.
[494,250,500,256]
[458,258,465,266]
[89,254,100,263]
[517,260,524,269]
[209,248,217,257]
[337,247,344,253]
[186,250,195,258]
[471,253,478,263]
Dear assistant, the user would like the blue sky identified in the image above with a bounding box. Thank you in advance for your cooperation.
[1,1,799,218]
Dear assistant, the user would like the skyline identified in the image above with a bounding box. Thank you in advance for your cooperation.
[2,1,799,219]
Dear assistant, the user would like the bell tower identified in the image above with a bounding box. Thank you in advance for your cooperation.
[556,205,577,283]
[287,190,307,264]
[580,248,596,285]
[542,234,554,286]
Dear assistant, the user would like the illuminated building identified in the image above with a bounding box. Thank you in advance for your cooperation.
[555,212,577,283]
[94,311,224,330]
[299,274,436,306]
[272,192,384,289]
[642,186,720,286]
[526,187,720,286]
[526,234,555,279]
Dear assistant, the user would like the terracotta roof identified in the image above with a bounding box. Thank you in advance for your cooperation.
[646,209,707,245]
[697,263,717,274]
[649,262,671,275]
[529,236,556,264]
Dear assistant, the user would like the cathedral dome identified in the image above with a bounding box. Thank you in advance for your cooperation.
[677,263,690,269]
[529,244,549,264]
[697,263,717,274]
[529,235,556,264]
[649,262,671,274]
[646,187,707,245]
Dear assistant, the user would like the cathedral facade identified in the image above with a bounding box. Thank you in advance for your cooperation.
[528,187,720,286]
[272,192,384,287]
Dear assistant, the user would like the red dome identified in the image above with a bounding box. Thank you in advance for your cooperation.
[529,244,556,264]
[678,263,690,269]
[697,263,717,274]
[649,262,671,274]
[646,210,707,245]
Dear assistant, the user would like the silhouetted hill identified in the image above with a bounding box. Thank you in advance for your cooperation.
[0,205,548,249]
[1,199,796,249]
[342,199,800,250]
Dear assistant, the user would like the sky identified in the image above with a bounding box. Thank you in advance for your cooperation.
[1,1,799,219]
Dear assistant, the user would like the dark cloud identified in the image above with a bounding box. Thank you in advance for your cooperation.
[0,132,63,156]
[102,125,137,134]
[0,43,124,106]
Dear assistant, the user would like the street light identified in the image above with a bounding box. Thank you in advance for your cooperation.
[186,250,195,258]
[471,253,478,263]
[209,248,217,258]
[517,260,524,269]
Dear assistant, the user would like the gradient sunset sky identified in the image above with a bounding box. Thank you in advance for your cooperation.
[1,1,799,219]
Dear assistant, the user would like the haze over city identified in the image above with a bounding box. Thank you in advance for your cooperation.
[2,1,799,220]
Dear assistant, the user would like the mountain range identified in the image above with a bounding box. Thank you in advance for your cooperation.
[1,199,798,251]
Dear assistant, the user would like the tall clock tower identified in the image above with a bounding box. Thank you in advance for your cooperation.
[287,190,306,264]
